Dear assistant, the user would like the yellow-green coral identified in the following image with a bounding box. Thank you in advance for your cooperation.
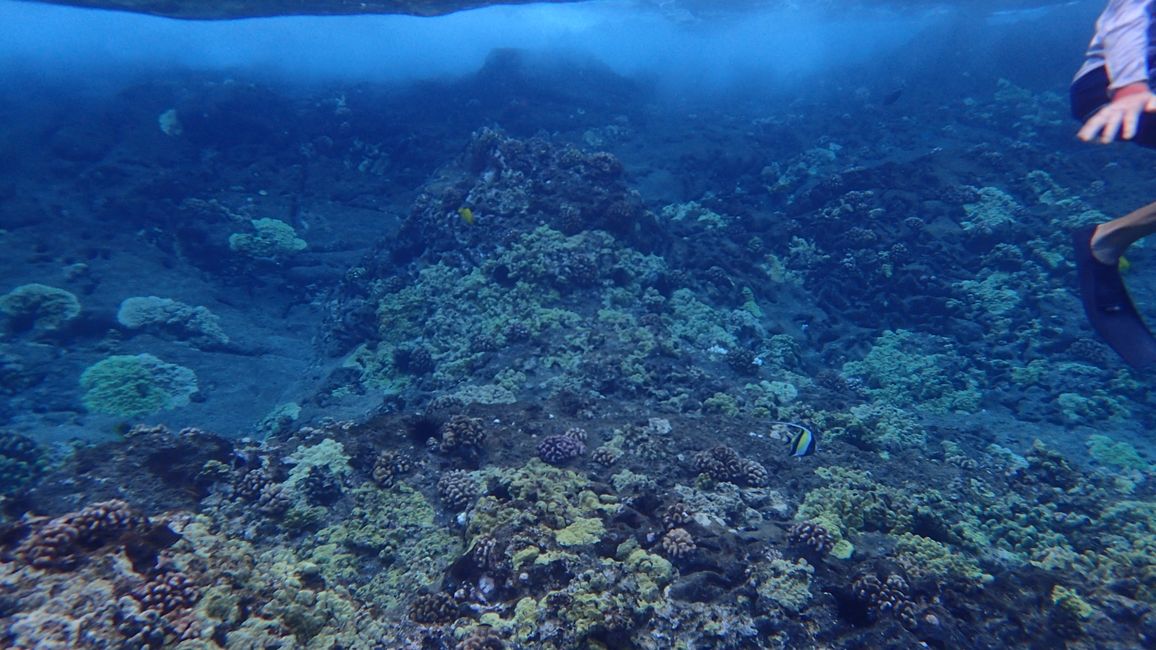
[669,288,737,349]
[621,544,674,598]
[840,329,981,414]
[483,543,673,648]
[659,200,729,228]
[555,517,605,547]
[845,403,926,450]
[79,353,198,417]
[1057,391,1130,424]
[375,260,581,385]
[1086,434,1150,471]
[1051,585,1094,620]
[961,185,1020,234]
[893,533,990,586]
[703,391,740,416]
[173,515,385,647]
[795,466,913,540]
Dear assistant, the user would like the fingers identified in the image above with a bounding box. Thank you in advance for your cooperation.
[1078,109,1122,143]
[1101,111,1124,143]
[1123,106,1141,140]
[1079,91,1156,144]
[1076,114,1100,141]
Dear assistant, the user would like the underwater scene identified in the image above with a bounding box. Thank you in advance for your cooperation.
[2,0,1156,648]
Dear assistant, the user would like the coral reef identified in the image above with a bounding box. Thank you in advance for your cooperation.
[841,329,981,414]
[4,41,1156,650]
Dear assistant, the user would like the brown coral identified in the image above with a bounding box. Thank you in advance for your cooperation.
[660,527,697,559]
[437,470,478,511]
[591,445,622,466]
[371,450,414,488]
[439,415,486,453]
[852,573,918,628]
[255,482,292,516]
[692,445,769,487]
[661,502,694,530]
[232,467,270,501]
[19,518,82,569]
[132,569,199,615]
[787,521,835,556]
[456,625,506,650]
[537,430,585,466]
[409,592,460,624]
[20,499,149,569]
[469,534,504,570]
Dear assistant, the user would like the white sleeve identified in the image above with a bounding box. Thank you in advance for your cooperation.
[1099,0,1155,88]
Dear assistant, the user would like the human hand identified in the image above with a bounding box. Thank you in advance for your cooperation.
[1078,82,1156,144]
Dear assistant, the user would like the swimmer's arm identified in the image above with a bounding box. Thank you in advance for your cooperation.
[1099,0,1153,91]
[1079,0,1156,143]
[1078,82,1156,143]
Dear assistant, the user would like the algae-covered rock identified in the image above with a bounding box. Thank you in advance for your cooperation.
[284,439,351,492]
[469,459,616,534]
[751,555,814,613]
[313,484,462,612]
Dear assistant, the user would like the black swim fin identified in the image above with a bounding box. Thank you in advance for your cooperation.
[1073,225,1156,368]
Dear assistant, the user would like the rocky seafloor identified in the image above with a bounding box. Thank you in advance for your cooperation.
[2,27,1156,650]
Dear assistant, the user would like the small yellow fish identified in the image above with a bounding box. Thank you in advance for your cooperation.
[1119,256,1131,274]
[457,207,475,225]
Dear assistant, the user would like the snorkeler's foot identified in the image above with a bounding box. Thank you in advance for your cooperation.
[1073,224,1156,368]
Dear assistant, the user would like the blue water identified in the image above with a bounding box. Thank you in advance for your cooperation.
[1,1,1154,648]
